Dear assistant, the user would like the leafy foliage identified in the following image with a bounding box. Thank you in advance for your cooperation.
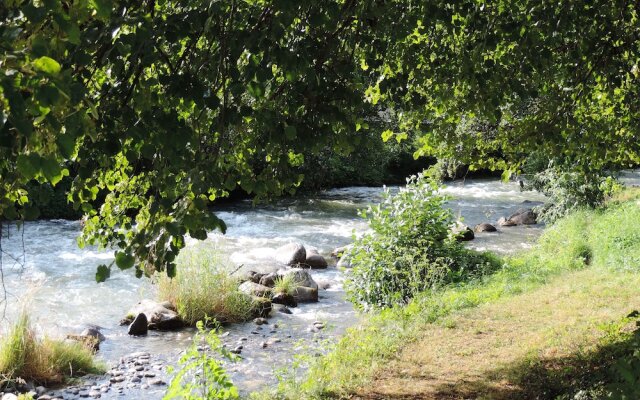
[164,321,239,400]
[345,174,496,309]
[2,0,640,279]
[522,161,621,222]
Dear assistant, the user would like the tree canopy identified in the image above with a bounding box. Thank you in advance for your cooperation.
[1,0,639,280]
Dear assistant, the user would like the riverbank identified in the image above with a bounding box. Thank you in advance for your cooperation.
[255,188,640,399]
[0,180,547,398]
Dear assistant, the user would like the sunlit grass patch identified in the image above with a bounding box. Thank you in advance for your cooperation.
[0,314,103,386]
[157,243,255,325]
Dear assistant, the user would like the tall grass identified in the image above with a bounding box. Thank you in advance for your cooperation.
[157,243,255,325]
[0,314,103,385]
[253,189,640,399]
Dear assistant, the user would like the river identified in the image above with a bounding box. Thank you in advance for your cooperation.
[0,178,548,398]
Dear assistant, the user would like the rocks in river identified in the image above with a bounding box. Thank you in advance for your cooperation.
[254,317,268,325]
[277,268,318,290]
[293,286,318,303]
[452,223,475,241]
[275,242,306,266]
[497,216,517,227]
[474,223,497,232]
[121,299,183,330]
[239,281,273,297]
[272,304,293,314]
[304,253,328,269]
[128,313,148,336]
[250,296,272,318]
[271,292,297,307]
[240,270,265,284]
[67,326,105,351]
[331,245,352,259]
[259,272,278,287]
[499,208,537,226]
[508,208,537,225]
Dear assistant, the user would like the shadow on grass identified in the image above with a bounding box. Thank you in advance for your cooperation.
[425,322,640,400]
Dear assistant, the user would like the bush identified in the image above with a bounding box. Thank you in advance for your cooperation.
[0,314,102,386]
[165,321,239,400]
[345,174,497,310]
[521,157,620,223]
[156,244,255,325]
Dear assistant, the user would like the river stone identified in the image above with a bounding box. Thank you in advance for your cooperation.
[271,292,297,307]
[497,216,517,227]
[304,254,328,269]
[276,268,318,290]
[258,272,278,287]
[122,299,183,330]
[507,208,537,225]
[2,394,18,400]
[330,245,352,259]
[293,286,318,303]
[240,270,264,284]
[81,327,106,342]
[452,224,474,241]
[128,313,148,336]
[275,243,306,266]
[250,296,272,318]
[239,281,272,297]
[272,304,293,314]
[474,223,497,232]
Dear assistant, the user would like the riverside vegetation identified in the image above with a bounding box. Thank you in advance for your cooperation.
[0,314,104,389]
[252,185,640,399]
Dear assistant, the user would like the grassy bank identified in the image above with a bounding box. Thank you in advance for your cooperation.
[255,188,640,399]
[0,314,104,387]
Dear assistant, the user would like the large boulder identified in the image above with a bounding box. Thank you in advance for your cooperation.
[128,313,148,336]
[275,243,306,266]
[498,208,537,226]
[474,223,497,232]
[272,292,297,307]
[508,208,537,225]
[259,272,278,287]
[305,254,328,269]
[293,286,318,303]
[277,268,318,290]
[452,224,474,241]
[239,281,272,298]
[121,299,184,330]
[240,270,264,284]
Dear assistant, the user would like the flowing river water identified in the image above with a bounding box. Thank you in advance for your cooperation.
[0,178,551,398]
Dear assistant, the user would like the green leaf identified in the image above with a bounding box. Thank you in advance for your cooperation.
[381,129,394,142]
[57,134,77,158]
[284,125,297,140]
[96,264,111,283]
[16,154,41,180]
[91,0,113,19]
[41,157,63,185]
[32,56,61,74]
[115,252,135,270]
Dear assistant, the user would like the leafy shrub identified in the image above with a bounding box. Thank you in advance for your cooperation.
[157,244,255,325]
[521,158,620,223]
[165,321,239,400]
[345,174,497,310]
[0,314,102,386]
